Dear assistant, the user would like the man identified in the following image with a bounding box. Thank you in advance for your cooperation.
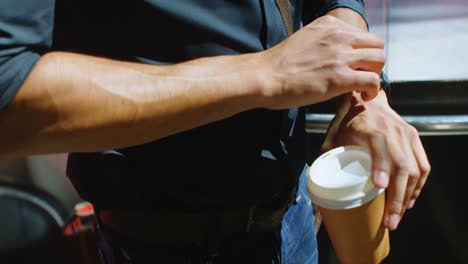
[0,0,430,263]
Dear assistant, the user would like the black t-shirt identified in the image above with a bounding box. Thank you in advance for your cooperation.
[0,0,366,212]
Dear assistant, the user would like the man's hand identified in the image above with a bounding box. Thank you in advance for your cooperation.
[257,15,386,110]
[322,91,431,230]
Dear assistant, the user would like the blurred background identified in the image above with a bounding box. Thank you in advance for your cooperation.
[1,0,467,263]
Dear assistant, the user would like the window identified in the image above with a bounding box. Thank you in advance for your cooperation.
[366,0,468,82]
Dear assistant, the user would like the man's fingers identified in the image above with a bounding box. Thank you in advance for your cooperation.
[348,48,386,74]
[401,138,420,209]
[350,31,385,49]
[385,153,409,231]
[345,49,386,100]
[408,129,431,207]
[346,71,380,101]
[368,132,390,188]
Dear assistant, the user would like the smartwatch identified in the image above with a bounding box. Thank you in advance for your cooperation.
[380,72,391,96]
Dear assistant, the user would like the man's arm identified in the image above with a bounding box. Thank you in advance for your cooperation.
[0,51,264,162]
[319,7,431,231]
[0,2,386,164]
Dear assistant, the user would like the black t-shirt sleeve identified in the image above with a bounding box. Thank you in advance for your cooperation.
[0,0,55,110]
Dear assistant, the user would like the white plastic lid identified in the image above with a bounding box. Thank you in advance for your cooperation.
[307,146,384,209]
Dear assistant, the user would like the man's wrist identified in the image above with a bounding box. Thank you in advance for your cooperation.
[249,50,288,109]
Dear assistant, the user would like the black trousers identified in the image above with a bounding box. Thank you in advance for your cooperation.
[97,226,283,264]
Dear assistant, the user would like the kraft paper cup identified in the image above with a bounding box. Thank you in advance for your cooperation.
[307,146,390,264]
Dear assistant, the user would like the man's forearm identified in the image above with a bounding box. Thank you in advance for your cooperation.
[0,51,265,162]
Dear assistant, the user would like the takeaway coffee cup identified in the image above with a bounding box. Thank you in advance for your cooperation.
[307,146,390,264]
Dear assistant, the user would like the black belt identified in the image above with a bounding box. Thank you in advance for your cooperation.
[98,203,289,246]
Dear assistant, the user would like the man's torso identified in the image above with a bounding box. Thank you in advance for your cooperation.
[56,0,306,212]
